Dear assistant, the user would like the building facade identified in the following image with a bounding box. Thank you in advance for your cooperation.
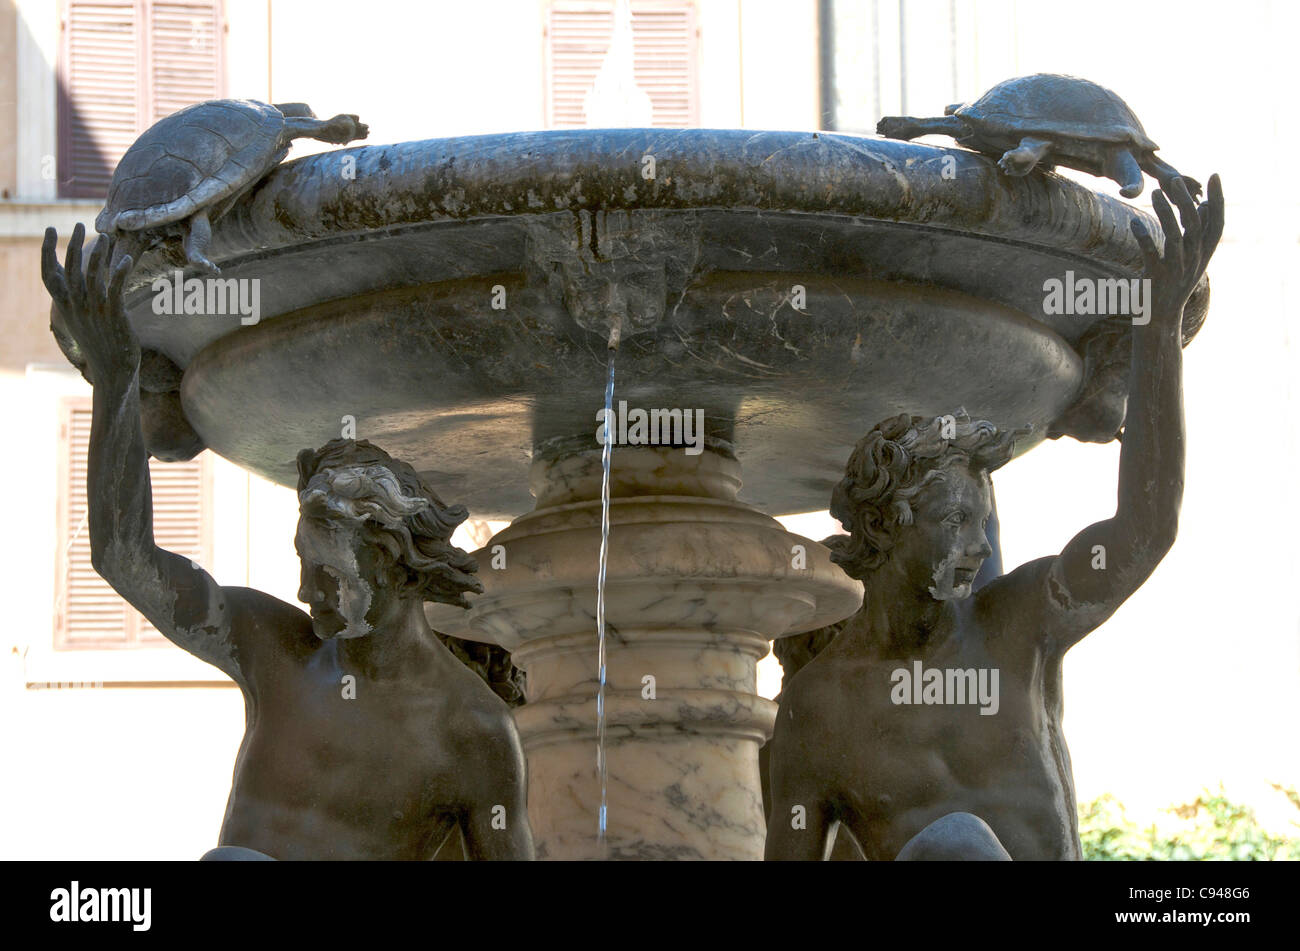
[1,0,1296,857]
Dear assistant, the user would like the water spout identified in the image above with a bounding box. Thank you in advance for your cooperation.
[595,330,618,856]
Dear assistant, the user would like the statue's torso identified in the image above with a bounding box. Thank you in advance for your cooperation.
[216,604,492,860]
[790,598,1080,860]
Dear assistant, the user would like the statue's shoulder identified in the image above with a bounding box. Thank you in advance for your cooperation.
[434,655,516,726]
[220,586,314,659]
[779,648,864,717]
[443,687,526,780]
[221,585,309,623]
[970,556,1058,649]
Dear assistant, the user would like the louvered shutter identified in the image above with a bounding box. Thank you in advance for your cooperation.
[58,0,223,199]
[547,1,699,129]
[55,400,211,648]
[548,5,613,129]
[630,4,696,128]
[59,0,140,197]
[146,1,222,124]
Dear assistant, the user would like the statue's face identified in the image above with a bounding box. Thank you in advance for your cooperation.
[295,515,404,640]
[891,464,994,601]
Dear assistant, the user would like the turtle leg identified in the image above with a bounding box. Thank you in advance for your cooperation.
[184,210,220,276]
[875,114,967,141]
[1140,154,1201,200]
[1107,149,1146,199]
[997,136,1054,177]
[284,114,370,145]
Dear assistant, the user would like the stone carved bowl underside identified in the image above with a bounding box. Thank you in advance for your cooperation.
[117,128,1182,518]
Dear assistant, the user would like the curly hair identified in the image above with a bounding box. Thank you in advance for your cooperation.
[296,439,483,609]
[829,414,1022,579]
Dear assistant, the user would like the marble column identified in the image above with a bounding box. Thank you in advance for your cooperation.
[428,446,862,860]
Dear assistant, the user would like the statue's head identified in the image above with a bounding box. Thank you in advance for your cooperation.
[830,414,1020,600]
[294,439,482,640]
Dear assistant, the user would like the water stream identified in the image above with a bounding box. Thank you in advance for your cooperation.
[595,345,616,856]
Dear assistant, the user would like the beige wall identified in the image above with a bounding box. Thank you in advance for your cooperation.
[1,0,1296,857]
[0,1,18,197]
[0,237,66,370]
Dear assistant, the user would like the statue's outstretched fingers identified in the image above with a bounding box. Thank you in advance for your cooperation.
[1167,178,1202,276]
[86,233,109,301]
[65,224,89,317]
[1130,219,1161,276]
[41,228,72,310]
[108,253,134,313]
[1203,174,1225,256]
[1150,189,1183,276]
[1169,179,1201,247]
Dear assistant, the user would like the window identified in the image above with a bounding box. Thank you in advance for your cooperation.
[54,398,212,649]
[546,0,699,128]
[57,0,224,198]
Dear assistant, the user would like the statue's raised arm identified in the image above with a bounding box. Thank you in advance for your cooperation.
[42,225,243,683]
[982,175,1224,649]
[43,224,533,860]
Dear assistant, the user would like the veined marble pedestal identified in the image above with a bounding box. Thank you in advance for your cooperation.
[427,446,862,859]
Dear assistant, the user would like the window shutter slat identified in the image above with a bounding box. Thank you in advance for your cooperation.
[56,402,210,649]
[148,1,221,123]
[631,6,695,126]
[59,0,224,199]
[60,0,139,197]
[548,1,698,129]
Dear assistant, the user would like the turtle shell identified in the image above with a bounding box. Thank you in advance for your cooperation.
[96,100,289,233]
[952,74,1158,151]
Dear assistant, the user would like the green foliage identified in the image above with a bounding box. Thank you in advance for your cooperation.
[1078,785,1300,860]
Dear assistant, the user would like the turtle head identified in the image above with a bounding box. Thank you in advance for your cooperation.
[943,102,965,116]
[274,102,317,119]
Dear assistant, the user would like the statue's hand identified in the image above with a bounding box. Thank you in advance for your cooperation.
[1130,174,1224,329]
[42,225,138,386]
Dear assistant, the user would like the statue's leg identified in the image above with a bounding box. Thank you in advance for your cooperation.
[1106,148,1147,199]
[895,812,1012,860]
[283,114,368,145]
[432,824,468,861]
[183,210,219,275]
[828,820,867,860]
[876,114,966,141]
[997,136,1054,177]
[199,845,276,861]
[1140,154,1201,199]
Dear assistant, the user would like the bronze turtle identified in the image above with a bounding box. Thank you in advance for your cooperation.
[877,73,1198,199]
[96,99,367,274]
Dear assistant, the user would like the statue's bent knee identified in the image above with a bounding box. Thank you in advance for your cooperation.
[895,812,1012,861]
[200,845,276,861]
